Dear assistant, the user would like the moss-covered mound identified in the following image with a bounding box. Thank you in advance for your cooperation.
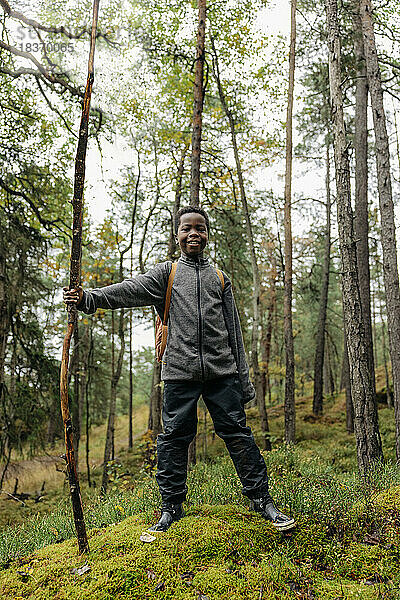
[1,497,400,600]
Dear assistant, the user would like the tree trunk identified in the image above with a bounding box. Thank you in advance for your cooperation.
[359,0,400,459]
[342,333,354,434]
[203,408,207,458]
[148,356,162,437]
[210,36,271,451]
[352,3,376,399]
[126,162,139,450]
[101,311,116,494]
[168,142,189,259]
[128,240,134,450]
[313,144,331,416]
[379,287,392,408]
[188,435,197,468]
[324,339,335,395]
[372,290,378,369]
[190,0,206,208]
[0,250,10,490]
[325,0,383,474]
[261,253,277,410]
[85,317,94,487]
[128,308,133,449]
[101,305,125,494]
[283,0,297,443]
[188,0,207,461]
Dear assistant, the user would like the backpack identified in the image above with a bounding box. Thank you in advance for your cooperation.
[155,262,225,363]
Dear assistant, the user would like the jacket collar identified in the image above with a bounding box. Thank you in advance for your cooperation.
[178,253,210,268]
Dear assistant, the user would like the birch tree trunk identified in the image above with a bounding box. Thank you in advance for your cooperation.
[283,0,297,443]
[325,0,383,474]
[352,3,376,400]
[190,0,206,208]
[313,144,331,416]
[359,0,400,458]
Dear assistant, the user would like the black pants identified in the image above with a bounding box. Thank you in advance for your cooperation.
[156,375,270,504]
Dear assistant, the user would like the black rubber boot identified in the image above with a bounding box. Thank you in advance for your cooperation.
[250,497,296,531]
[147,503,184,533]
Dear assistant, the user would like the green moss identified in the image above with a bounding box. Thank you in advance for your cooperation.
[371,486,400,511]
[335,542,397,580]
[2,498,400,600]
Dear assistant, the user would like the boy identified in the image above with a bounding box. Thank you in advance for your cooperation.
[64,206,295,532]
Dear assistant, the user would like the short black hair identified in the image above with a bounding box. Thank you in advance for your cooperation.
[174,206,210,235]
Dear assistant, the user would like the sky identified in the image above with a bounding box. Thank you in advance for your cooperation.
[81,0,300,350]
[7,0,399,348]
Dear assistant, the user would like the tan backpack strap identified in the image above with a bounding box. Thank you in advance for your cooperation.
[162,262,177,325]
[216,269,225,291]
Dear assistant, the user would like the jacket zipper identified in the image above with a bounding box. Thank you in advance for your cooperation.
[195,261,205,380]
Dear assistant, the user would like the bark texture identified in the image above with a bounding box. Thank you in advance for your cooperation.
[0,251,8,424]
[190,0,206,207]
[352,3,376,399]
[359,0,400,458]
[211,37,270,450]
[128,307,133,449]
[148,357,162,436]
[85,317,94,487]
[101,307,125,494]
[342,333,354,434]
[168,143,189,260]
[379,295,392,408]
[261,253,277,408]
[325,0,383,474]
[313,144,331,416]
[59,0,99,554]
[283,0,297,443]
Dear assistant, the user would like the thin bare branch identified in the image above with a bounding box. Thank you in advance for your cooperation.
[0,39,84,98]
[0,0,87,39]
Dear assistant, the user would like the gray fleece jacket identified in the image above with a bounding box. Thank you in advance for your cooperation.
[78,253,255,403]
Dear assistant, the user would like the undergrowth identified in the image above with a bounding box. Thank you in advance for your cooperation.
[1,447,399,568]
[1,387,400,598]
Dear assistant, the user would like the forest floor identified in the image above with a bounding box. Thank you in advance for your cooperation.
[1,368,399,599]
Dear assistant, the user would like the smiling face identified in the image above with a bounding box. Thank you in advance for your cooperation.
[176,212,209,258]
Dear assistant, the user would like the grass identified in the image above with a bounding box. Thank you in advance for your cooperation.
[1,374,400,598]
[0,409,149,527]
[1,453,400,599]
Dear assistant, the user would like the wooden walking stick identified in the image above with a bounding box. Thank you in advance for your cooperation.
[60,0,100,554]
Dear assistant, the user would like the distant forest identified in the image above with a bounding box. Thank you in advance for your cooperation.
[1,0,400,494]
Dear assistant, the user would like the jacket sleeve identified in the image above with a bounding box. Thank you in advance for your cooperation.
[78,261,171,315]
[222,273,256,404]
